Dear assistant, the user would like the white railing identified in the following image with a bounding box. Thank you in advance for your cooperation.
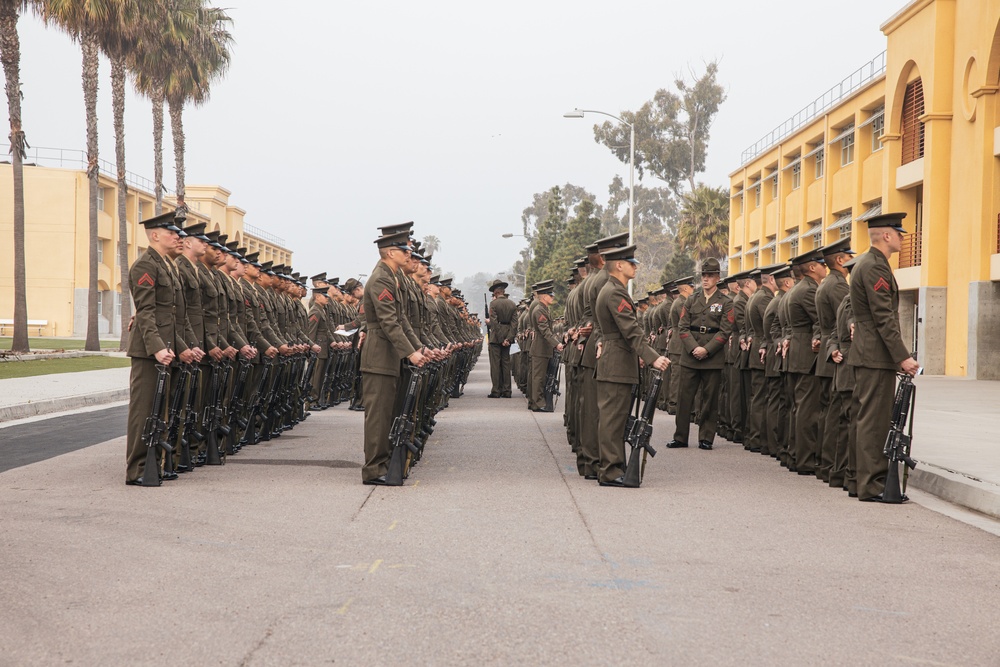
[244,223,286,248]
[740,51,887,165]
[1,143,171,195]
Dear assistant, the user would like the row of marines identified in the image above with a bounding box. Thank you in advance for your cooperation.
[492,213,920,502]
[124,212,480,487]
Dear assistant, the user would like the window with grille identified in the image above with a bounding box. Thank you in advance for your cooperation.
[97,188,105,212]
[841,133,855,166]
[839,225,851,240]
[871,109,885,152]
[901,79,925,164]
[790,239,799,257]
[96,240,104,264]
[754,184,761,207]
[772,178,778,199]
[792,163,801,190]
[815,150,825,179]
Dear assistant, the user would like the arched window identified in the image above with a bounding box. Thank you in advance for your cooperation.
[901,78,925,164]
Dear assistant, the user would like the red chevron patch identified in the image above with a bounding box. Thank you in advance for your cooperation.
[728,311,735,323]
[539,314,548,322]
[137,272,154,287]
[377,288,394,302]
[309,315,318,323]
[873,277,890,292]
[617,298,633,313]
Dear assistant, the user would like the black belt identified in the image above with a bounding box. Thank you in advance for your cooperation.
[693,326,720,334]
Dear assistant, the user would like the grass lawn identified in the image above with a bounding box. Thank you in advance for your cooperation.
[0,356,131,380]
[0,337,121,351]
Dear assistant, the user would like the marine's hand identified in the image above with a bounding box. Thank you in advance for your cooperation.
[900,357,920,376]
[652,356,670,371]
[154,348,174,365]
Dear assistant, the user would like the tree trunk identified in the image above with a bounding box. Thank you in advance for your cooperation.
[152,80,164,216]
[82,28,100,351]
[168,96,185,215]
[0,1,28,352]
[112,56,131,350]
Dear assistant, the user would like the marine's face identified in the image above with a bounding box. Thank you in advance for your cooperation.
[702,273,721,291]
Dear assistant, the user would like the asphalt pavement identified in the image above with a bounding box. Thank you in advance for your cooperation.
[1,366,999,665]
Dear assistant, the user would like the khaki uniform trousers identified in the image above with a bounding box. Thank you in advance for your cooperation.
[852,367,896,500]
[488,344,511,396]
[673,366,723,445]
[126,357,169,482]
[597,380,632,483]
[361,370,400,482]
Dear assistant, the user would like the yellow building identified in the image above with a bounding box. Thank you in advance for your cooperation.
[0,148,291,337]
[729,0,1000,379]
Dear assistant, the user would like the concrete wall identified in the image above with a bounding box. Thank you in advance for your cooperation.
[968,281,1000,379]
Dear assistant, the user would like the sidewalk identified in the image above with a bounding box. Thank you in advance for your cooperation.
[0,367,997,520]
[0,367,130,422]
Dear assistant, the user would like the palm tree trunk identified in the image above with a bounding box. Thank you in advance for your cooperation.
[82,27,100,351]
[0,1,29,353]
[112,55,131,350]
[168,96,185,215]
[152,80,164,216]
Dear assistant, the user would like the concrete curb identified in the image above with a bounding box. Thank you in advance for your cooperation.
[1,351,126,361]
[909,463,1000,520]
[0,389,129,423]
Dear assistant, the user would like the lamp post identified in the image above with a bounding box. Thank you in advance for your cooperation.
[502,233,530,289]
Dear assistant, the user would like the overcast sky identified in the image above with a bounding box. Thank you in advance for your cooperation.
[6,0,901,287]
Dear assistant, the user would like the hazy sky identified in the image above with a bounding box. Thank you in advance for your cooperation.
[6,0,901,286]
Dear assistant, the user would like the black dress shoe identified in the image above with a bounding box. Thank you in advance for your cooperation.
[531,407,554,413]
[125,478,152,486]
[666,440,688,448]
[698,440,713,450]
[363,476,389,486]
[732,434,743,444]
[584,474,598,481]
[176,464,192,473]
[599,476,626,487]
[796,469,816,476]
[161,471,179,481]
[859,494,883,502]
[848,490,858,497]
[487,393,500,398]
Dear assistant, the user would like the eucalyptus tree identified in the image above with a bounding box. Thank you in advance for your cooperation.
[0,0,36,352]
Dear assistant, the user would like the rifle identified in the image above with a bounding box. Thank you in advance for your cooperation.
[484,294,490,337]
[883,370,920,503]
[623,381,641,441]
[164,363,192,475]
[385,364,424,486]
[202,361,225,465]
[225,359,252,454]
[140,363,173,486]
[543,350,562,410]
[623,369,663,488]
[240,356,273,445]
[181,365,205,464]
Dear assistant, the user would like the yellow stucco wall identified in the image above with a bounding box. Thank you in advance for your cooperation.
[729,0,1000,377]
[0,163,292,336]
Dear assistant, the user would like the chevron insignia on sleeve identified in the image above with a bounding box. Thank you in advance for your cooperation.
[873,277,890,292]
[244,298,251,306]
[137,272,154,287]
[617,298,633,313]
[728,311,735,323]
[309,315,318,323]
[539,314,548,322]
[377,288,394,302]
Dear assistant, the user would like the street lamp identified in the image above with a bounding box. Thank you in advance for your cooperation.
[502,232,530,288]
[564,107,635,292]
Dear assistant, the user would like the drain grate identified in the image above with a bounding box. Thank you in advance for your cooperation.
[227,458,361,469]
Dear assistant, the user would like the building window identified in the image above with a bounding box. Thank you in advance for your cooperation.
[138,202,146,221]
[871,108,885,152]
[751,251,759,268]
[839,224,851,240]
[815,150,825,179]
[96,240,104,264]
[902,79,925,164]
[772,177,778,199]
[812,232,823,248]
[754,184,761,207]
[790,239,799,257]
[791,163,801,190]
[96,291,103,314]
[97,188,105,212]
[841,133,855,166]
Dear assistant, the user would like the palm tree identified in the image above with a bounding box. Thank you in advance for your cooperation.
[41,0,122,351]
[0,0,34,353]
[422,235,441,256]
[99,0,141,349]
[165,2,232,214]
[676,183,730,263]
[131,0,198,216]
